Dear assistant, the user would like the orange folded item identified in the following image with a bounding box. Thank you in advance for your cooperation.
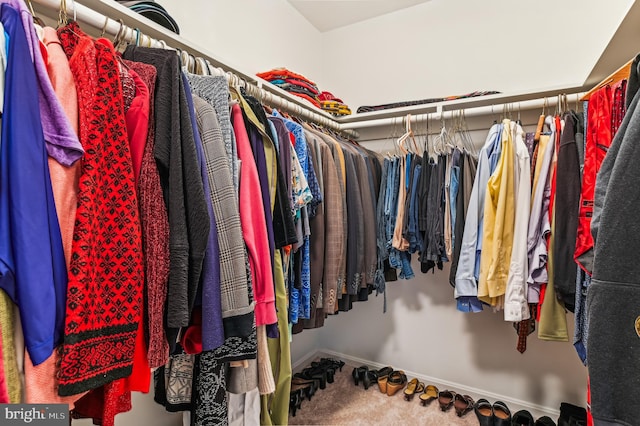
[257,67,317,87]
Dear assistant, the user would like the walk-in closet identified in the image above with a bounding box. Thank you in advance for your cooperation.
[1,0,639,425]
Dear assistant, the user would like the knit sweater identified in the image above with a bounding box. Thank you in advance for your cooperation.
[122,46,210,339]
[57,23,144,395]
[122,59,170,369]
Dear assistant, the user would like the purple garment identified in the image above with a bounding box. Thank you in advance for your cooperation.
[5,0,83,166]
[181,72,224,350]
[245,115,276,273]
[269,117,294,211]
[0,4,67,365]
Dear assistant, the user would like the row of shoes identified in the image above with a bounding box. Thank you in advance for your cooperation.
[351,365,586,426]
[289,358,345,417]
[509,402,586,426]
[352,366,476,417]
[477,400,587,426]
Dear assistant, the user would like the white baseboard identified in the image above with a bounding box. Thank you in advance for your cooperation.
[301,348,562,420]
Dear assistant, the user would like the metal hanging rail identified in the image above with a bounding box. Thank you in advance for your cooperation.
[30,0,358,137]
[340,92,586,130]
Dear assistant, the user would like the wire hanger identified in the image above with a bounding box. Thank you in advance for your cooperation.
[422,113,430,154]
[27,0,46,27]
[58,0,77,27]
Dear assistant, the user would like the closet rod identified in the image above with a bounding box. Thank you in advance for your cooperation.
[30,0,358,138]
[341,92,586,130]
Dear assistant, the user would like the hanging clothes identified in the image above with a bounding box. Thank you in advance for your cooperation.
[24,25,85,407]
[527,117,555,305]
[124,59,171,369]
[122,46,210,351]
[478,120,517,307]
[552,112,583,313]
[504,121,532,321]
[0,4,69,372]
[587,66,640,426]
[455,123,502,312]
[575,86,613,274]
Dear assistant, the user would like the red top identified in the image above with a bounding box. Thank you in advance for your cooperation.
[57,23,144,397]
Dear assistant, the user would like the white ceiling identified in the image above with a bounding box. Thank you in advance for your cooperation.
[287,0,432,32]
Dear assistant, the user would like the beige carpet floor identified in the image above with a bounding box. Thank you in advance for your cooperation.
[289,361,480,425]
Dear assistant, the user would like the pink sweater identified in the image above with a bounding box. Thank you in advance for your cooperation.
[231,105,277,326]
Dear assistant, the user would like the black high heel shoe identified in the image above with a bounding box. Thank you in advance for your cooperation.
[291,381,316,402]
[291,377,318,401]
[311,360,336,384]
[289,389,303,417]
[319,357,345,372]
[295,367,327,389]
[351,365,371,389]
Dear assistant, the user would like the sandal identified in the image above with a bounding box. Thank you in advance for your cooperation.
[403,378,424,401]
[386,370,407,396]
[372,367,393,393]
[454,394,475,417]
[438,390,456,411]
[368,366,393,382]
[474,398,493,426]
[419,385,439,406]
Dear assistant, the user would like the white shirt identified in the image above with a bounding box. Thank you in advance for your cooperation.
[504,122,532,321]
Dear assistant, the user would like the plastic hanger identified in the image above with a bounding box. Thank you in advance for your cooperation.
[395,115,411,155]
[400,114,420,154]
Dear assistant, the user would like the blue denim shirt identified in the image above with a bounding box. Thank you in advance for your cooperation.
[273,110,317,321]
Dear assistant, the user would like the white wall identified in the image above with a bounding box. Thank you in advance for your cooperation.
[160,0,325,85]
[320,0,633,110]
[294,266,587,414]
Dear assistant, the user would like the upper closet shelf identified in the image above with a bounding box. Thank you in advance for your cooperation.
[336,84,588,128]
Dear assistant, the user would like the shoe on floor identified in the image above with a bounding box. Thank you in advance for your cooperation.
[474,398,493,426]
[493,400,512,426]
[512,409,534,425]
[535,416,557,426]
